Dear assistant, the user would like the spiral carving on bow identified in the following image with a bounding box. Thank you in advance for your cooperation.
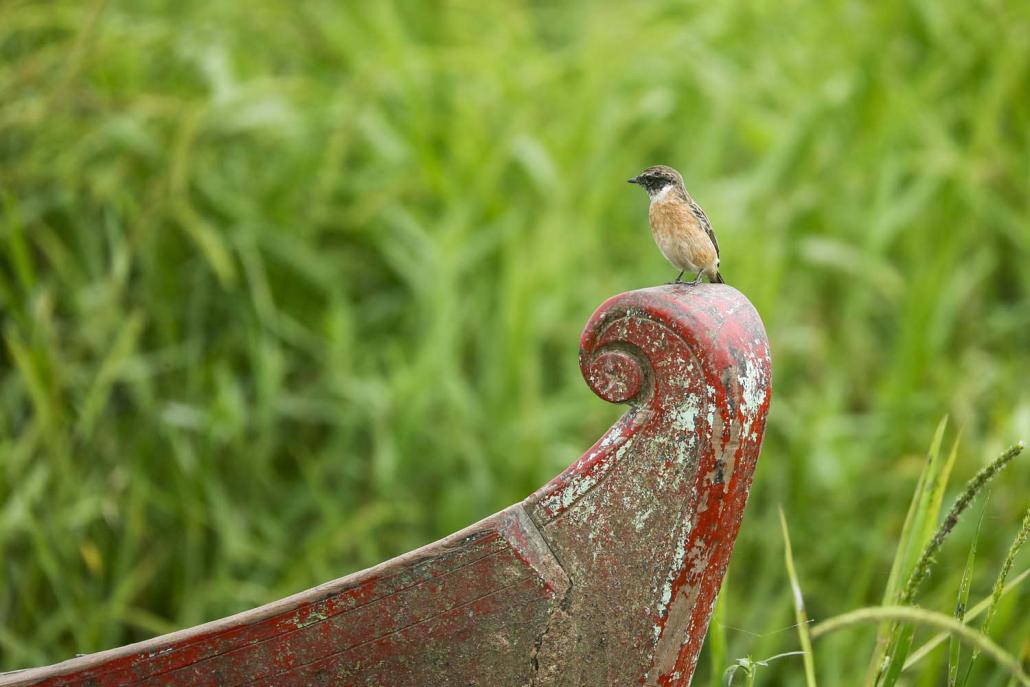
[578,299,671,407]
[580,343,650,405]
[577,287,722,409]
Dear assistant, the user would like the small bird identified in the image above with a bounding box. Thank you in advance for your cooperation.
[628,165,724,285]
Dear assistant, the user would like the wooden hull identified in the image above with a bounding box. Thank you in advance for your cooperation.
[1,284,771,687]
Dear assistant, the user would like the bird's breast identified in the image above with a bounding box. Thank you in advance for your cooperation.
[648,198,716,271]
[649,197,694,234]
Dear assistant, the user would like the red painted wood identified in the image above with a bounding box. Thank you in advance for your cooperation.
[0,284,771,687]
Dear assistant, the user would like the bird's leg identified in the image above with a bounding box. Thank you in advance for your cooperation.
[672,271,685,284]
[691,270,705,286]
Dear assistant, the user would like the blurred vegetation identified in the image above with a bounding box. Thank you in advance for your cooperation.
[1,0,1028,683]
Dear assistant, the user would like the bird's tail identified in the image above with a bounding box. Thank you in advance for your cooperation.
[711,270,725,284]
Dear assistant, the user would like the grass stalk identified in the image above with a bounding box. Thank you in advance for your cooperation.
[779,507,818,687]
[948,504,984,686]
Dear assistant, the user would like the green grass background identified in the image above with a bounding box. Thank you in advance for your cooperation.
[1,1,1028,683]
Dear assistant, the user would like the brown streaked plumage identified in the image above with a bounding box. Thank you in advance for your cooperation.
[628,165,724,285]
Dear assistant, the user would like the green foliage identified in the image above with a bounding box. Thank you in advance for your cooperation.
[1,0,1028,682]
[872,441,1025,684]
[764,437,1027,685]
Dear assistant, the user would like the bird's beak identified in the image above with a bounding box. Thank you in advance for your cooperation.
[627,176,639,185]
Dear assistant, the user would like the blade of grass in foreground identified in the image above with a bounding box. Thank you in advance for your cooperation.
[922,430,963,559]
[881,419,950,606]
[878,624,914,687]
[867,420,952,686]
[948,504,985,686]
[779,507,818,687]
[708,588,728,687]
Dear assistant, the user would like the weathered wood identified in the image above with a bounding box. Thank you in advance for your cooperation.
[1,284,771,687]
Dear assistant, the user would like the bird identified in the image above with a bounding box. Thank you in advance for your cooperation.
[628,165,724,285]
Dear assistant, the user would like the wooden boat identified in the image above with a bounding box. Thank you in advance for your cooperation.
[0,284,771,686]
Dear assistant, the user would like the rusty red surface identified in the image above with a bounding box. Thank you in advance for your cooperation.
[0,284,771,687]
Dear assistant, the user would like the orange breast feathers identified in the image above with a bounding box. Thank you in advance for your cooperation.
[648,196,719,274]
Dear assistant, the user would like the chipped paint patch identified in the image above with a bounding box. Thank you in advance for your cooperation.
[537,439,636,517]
[672,396,701,433]
[739,353,769,419]
[632,506,655,532]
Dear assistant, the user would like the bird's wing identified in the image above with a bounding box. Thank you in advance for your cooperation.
[689,200,719,257]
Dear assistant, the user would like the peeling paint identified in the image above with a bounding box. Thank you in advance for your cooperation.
[739,355,766,419]
[672,397,701,433]
[632,507,655,532]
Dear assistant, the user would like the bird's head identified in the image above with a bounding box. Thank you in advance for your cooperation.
[627,165,685,199]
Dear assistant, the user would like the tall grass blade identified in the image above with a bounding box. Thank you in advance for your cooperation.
[879,625,914,687]
[779,507,818,687]
[881,418,949,607]
[919,430,962,559]
[949,503,985,686]
[870,419,950,686]
[709,588,728,687]
[76,312,145,440]
[1,194,37,293]
[925,433,963,556]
